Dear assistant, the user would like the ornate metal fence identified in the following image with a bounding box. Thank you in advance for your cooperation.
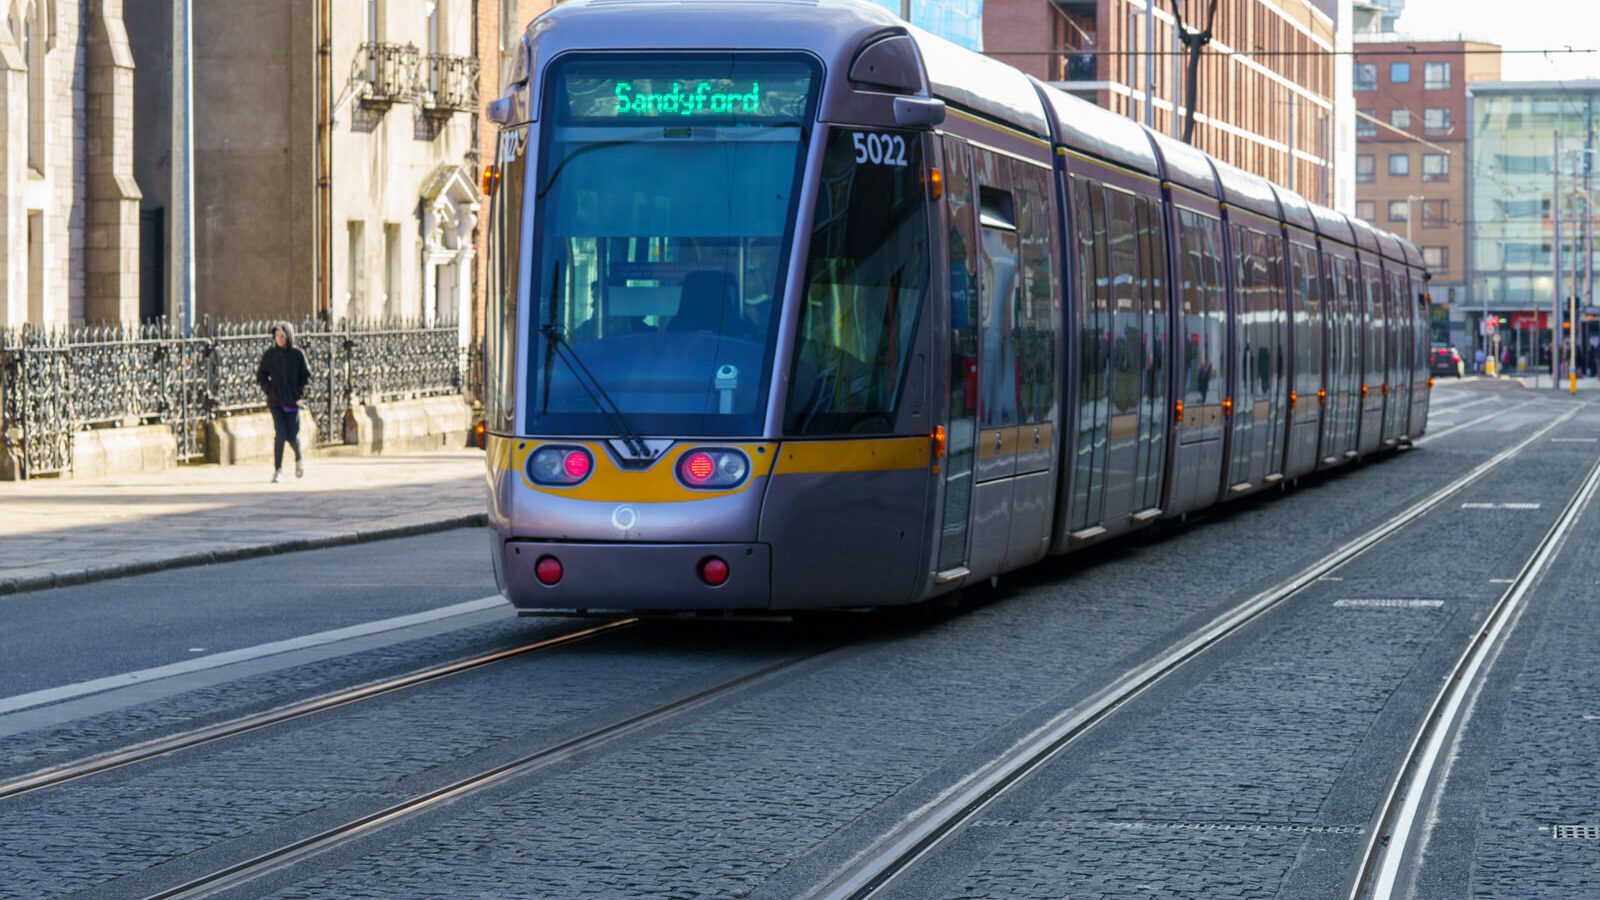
[0,318,465,479]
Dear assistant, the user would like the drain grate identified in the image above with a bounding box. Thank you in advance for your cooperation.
[1551,824,1599,840]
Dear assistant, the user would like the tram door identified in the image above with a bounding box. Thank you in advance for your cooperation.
[935,137,979,575]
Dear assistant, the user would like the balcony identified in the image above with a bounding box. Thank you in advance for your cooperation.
[356,42,419,111]
[420,54,480,120]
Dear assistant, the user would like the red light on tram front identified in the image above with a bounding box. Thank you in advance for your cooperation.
[699,556,729,587]
[563,451,591,479]
[685,452,716,483]
[535,555,564,586]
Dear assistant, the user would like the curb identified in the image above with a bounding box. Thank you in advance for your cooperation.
[0,513,489,598]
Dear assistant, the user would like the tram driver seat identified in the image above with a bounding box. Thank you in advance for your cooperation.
[669,271,741,336]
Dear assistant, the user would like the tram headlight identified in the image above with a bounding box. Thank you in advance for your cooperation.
[527,445,594,486]
[677,448,751,490]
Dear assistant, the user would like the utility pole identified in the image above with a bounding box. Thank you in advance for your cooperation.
[171,0,195,335]
[1145,0,1155,127]
[1553,130,1562,390]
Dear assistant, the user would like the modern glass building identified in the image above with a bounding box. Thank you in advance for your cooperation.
[1466,82,1600,371]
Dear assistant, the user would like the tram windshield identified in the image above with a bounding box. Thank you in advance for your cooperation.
[526,54,818,437]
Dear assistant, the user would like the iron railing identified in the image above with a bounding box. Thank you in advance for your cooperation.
[420,53,479,118]
[355,41,420,110]
[0,318,467,479]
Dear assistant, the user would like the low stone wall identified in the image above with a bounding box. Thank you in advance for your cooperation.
[205,411,321,466]
[70,424,178,479]
[346,396,473,454]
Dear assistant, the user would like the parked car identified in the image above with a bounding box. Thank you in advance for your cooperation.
[1430,343,1465,377]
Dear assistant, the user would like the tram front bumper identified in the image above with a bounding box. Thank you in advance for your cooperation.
[502,540,771,611]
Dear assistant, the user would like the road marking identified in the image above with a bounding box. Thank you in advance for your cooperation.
[1489,578,1515,584]
[1318,576,1344,582]
[1333,599,1446,609]
[0,596,506,716]
[1552,438,1598,443]
[1460,502,1541,510]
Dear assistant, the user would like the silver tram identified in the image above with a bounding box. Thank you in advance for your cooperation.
[479,0,1432,614]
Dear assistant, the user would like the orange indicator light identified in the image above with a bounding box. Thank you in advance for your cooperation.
[1317,388,1327,406]
[932,424,947,460]
[927,166,943,200]
[1175,399,1184,420]
[1289,391,1298,409]
[1222,397,1233,416]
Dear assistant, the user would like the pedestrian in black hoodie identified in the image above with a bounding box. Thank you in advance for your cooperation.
[256,322,311,483]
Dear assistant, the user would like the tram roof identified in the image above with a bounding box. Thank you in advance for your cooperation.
[1144,129,1217,198]
[1212,158,1282,220]
[912,27,1049,138]
[1308,202,1355,246]
[1349,215,1383,255]
[1271,185,1317,233]
[511,0,1050,138]
[1036,82,1159,176]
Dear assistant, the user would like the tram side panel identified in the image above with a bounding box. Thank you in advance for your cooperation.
[761,124,939,608]
[1284,233,1326,479]
[1356,259,1386,455]
[1161,197,1229,519]
[1408,268,1431,437]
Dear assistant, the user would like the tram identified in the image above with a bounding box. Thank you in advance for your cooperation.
[479,0,1432,614]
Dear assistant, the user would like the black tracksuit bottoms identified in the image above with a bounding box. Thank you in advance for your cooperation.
[270,405,302,469]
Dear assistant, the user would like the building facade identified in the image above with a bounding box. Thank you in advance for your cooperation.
[1,0,140,329]
[1466,82,1600,369]
[1352,36,1500,342]
[126,0,483,329]
[982,0,1339,204]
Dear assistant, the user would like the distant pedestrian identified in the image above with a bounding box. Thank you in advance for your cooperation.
[256,322,310,483]
[1474,347,1485,374]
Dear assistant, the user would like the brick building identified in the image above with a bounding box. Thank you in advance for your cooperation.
[1352,36,1499,342]
[982,0,1339,204]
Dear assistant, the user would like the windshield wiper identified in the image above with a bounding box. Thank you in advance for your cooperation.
[539,322,654,461]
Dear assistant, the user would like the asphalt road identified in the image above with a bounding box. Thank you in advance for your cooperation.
[2,380,1595,899]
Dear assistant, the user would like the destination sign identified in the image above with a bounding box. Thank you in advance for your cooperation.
[556,58,814,122]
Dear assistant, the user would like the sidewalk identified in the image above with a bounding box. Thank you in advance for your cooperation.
[0,451,487,595]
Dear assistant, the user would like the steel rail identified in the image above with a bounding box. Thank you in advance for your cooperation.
[1412,400,1530,446]
[807,404,1582,900]
[1348,444,1600,900]
[0,619,636,803]
[146,647,832,900]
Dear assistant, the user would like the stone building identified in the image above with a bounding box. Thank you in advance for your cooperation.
[127,0,485,329]
[1,0,140,329]
[982,0,1342,206]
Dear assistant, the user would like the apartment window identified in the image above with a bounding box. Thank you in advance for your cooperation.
[1421,246,1447,269]
[1390,108,1411,131]
[1421,199,1450,227]
[1356,200,1376,222]
[1424,107,1452,134]
[1424,62,1451,90]
[1357,155,1376,183]
[1422,153,1449,182]
[1388,200,1409,222]
[1356,109,1377,138]
[1390,62,1411,84]
[1389,153,1410,176]
[1355,64,1377,91]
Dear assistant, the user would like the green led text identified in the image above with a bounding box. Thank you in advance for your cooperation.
[612,81,762,116]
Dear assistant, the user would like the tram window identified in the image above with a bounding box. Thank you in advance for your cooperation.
[1291,243,1323,400]
[786,127,929,435]
[1014,167,1055,423]
[486,126,527,431]
[1106,188,1141,416]
[1177,209,1224,408]
[528,53,819,437]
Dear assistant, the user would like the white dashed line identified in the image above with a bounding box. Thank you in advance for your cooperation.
[1333,599,1446,609]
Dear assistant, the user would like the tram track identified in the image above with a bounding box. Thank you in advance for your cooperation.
[1347,446,1600,900]
[0,619,635,803]
[144,646,836,900]
[806,403,1582,900]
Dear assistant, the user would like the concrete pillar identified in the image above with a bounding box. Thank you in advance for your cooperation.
[84,0,142,324]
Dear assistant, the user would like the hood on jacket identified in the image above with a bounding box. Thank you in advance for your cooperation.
[272,321,296,347]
